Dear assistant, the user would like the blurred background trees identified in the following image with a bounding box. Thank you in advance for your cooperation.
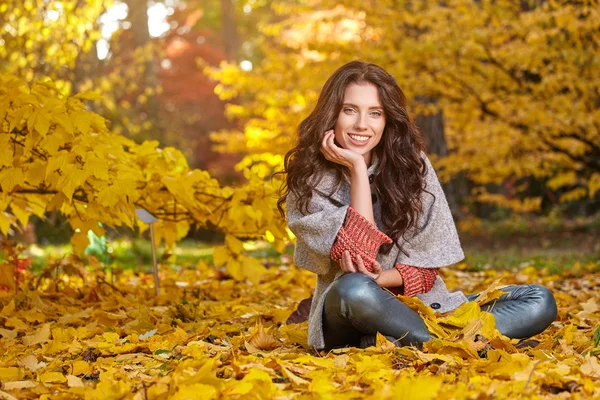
[206,0,600,218]
[1,0,599,248]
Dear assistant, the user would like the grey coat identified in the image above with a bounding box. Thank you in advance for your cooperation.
[286,152,468,350]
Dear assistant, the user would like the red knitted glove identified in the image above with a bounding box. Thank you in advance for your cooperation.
[330,206,392,271]
[395,264,439,296]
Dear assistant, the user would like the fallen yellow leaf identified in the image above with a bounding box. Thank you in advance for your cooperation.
[39,371,67,383]
[390,376,443,399]
[0,367,24,381]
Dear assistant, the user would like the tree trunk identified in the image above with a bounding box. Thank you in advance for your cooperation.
[125,0,162,142]
[220,0,238,60]
[414,96,466,220]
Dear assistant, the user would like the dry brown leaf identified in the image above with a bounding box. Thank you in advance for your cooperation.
[0,389,18,400]
[280,364,310,386]
[66,374,84,388]
[2,381,37,390]
[17,354,43,372]
[581,355,600,378]
[246,320,282,352]
[22,323,50,346]
[0,327,17,339]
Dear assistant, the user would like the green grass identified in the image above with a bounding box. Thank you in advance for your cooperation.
[462,252,600,275]
[19,238,295,275]
[460,211,600,238]
[8,213,599,278]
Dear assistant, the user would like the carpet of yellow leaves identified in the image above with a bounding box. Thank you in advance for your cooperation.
[0,260,599,399]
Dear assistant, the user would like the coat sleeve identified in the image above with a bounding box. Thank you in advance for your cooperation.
[395,153,465,268]
[286,189,351,275]
[330,206,392,271]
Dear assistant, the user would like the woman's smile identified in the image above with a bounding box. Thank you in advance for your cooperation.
[347,133,371,146]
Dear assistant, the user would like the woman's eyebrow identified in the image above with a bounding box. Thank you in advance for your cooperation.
[342,103,383,110]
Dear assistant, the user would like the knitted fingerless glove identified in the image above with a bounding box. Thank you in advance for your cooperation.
[330,206,392,271]
[395,264,439,296]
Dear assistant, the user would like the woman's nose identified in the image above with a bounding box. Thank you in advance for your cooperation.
[355,113,368,130]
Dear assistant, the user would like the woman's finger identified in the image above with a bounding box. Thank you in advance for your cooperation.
[338,250,346,272]
[340,250,351,272]
[320,130,334,160]
[355,254,367,272]
[344,251,356,272]
[371,260,382,273]
[327,131,339,153]
[326,131,360,167]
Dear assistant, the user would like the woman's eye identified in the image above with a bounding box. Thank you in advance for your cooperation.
[343,108,381,117]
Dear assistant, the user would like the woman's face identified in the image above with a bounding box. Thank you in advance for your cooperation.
[334,82,386,167]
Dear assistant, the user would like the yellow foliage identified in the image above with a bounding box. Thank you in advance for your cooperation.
[0,74,289,282]
[0,367,23,381]
[390,376,443,399]
[0,260,566,399]
[206,0,600,210]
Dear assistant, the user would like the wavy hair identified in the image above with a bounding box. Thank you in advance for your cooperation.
[275,60,428,254]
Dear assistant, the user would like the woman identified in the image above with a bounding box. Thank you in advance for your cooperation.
[277,60,558,351]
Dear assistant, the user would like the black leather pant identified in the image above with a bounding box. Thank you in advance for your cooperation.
[322,273,558,350]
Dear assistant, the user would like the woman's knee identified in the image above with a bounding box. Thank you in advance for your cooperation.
[529,284,558,325]
[326,273,380,312]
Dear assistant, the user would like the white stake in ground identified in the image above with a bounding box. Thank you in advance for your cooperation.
[135,209,160,296]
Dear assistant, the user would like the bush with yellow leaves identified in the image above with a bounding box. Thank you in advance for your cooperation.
[0,74,290,283]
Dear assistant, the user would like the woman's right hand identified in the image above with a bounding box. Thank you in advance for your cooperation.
[339,250,357,273]
[320,130,365,170]
[339,250,382,280]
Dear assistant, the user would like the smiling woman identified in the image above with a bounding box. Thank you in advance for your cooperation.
[275,60,558,352]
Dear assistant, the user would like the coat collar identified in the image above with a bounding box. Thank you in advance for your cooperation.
[315,153,379,205]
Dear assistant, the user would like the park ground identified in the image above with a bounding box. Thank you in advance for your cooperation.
[0,215,599,399]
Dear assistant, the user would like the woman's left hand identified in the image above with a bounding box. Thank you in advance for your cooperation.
[341,251,382,280]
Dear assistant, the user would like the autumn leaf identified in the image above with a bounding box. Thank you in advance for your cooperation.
[438,301,482,329]
[39,372,67,384]
[391,376,443,399]
[0,262,16,292]
[471,278,508,305]
[246,320,282,352]
[581,355,600,379]
[22,323,51,347]
[0,367,24,381]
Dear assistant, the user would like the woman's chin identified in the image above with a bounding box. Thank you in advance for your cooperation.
[347,144,369,154]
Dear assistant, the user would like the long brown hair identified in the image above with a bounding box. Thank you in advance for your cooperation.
[275,60,428,254]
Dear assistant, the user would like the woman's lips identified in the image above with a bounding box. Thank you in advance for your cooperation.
[347,133,371,146]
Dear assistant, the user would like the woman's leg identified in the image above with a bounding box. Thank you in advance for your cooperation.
[322,273,431,350]
[466,284,558,339]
